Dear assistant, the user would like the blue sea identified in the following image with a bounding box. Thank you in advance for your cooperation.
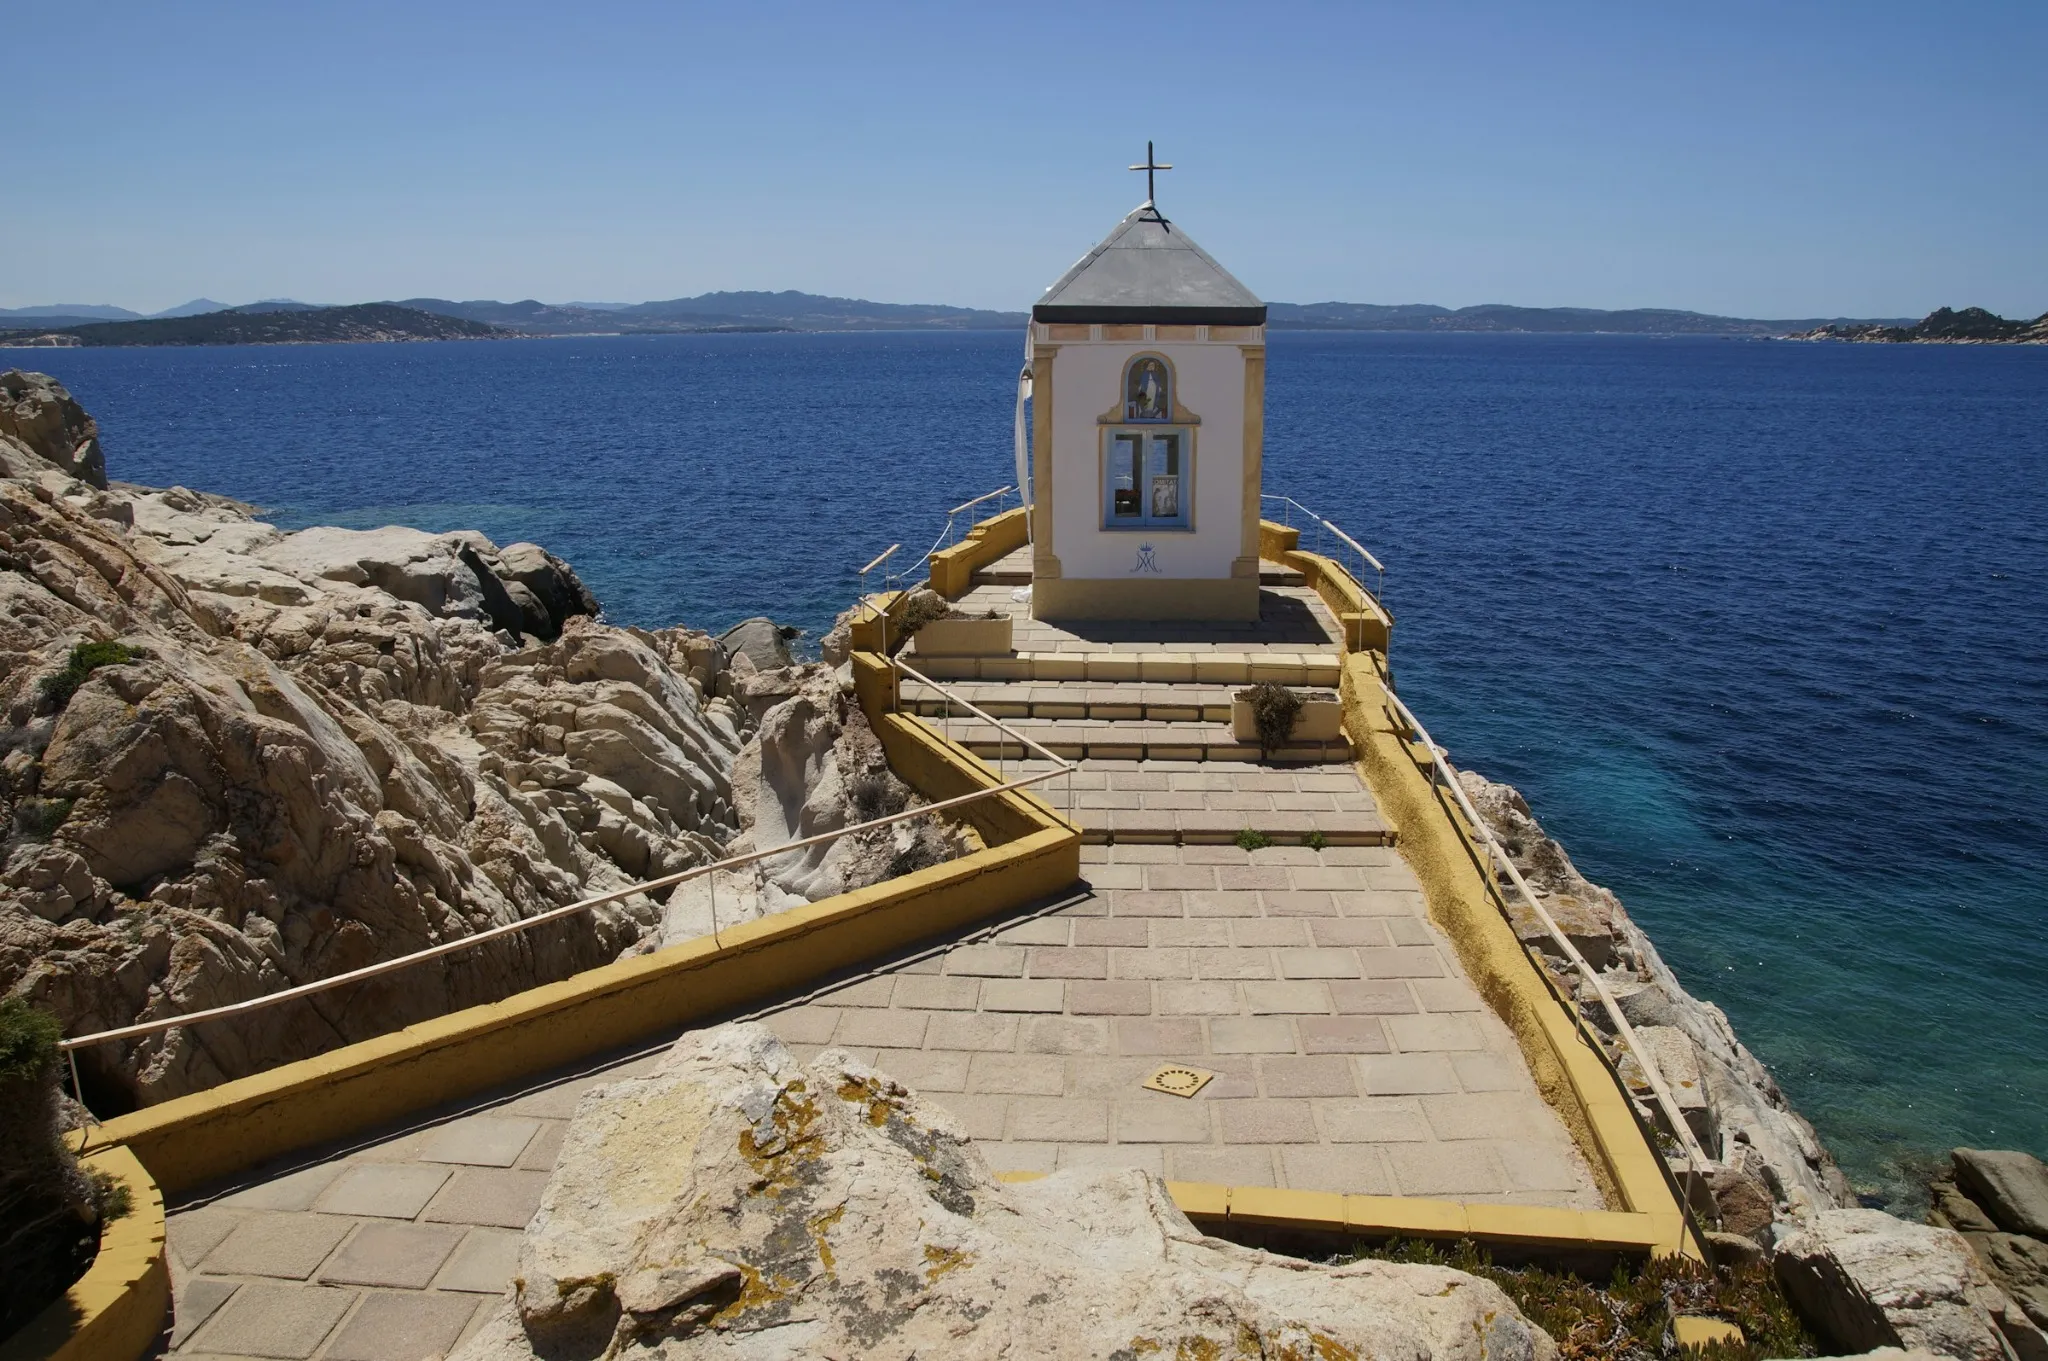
[20,330,2046,1208]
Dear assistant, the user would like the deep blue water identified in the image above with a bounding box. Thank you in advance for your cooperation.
[20,330,2046,1206]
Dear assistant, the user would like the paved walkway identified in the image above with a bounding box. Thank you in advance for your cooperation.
[762,843,1599,1201]
[154,569,1602,1358]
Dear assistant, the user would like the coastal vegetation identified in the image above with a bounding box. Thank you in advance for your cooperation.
[0,996,100,1340]
[1341,1238,1815,1361]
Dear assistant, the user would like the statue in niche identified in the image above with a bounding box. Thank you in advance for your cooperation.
[1125,357,1169,422]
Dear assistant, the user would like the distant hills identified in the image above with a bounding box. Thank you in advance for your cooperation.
[394,291,1027,334]
[4,291,2017,348]
[0,304,507,347]
[1266,302,1920,334]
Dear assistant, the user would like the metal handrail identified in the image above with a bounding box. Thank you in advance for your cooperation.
[890,655,1079,832]
[1262,493,1386,602]
[1381,689,1717,1199]
[57,761,1070,1061]
[889,485,1015,590]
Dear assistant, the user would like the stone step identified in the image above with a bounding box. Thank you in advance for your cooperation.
[969,565,1033,586]
[928,714,1350,765]
[904,649,1343,688]
[902,680,1238,724]
[1074,805,1390,846]
[967,563,1306,588]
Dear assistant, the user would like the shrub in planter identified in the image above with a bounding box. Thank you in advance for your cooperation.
[1232,685,1343,754]
[0,997,102,1338]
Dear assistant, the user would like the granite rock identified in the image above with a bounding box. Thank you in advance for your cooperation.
[452,1022,1559,1361]
[0,372,745,1103]
[718,616,793,673]
[1458,768,1854,1221]
[1956,1151,2048,1240]
[1775,1208,2047,1361]
[0,370,104,489]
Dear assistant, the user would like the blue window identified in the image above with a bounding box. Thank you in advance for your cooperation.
[1104,429,1189,529]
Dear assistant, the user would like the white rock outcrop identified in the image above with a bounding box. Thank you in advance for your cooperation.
[1775,1209,2048,1361]
[453,1022,1558,1361]
[0,372,748,1103]
[652,666,967,948]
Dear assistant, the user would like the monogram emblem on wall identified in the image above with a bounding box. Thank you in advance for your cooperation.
[1131,543,1162,574]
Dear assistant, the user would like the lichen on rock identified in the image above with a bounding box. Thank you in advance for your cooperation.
[453,1022,1559,1360]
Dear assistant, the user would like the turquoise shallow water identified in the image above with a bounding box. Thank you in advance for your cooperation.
[22,330,2047,1207]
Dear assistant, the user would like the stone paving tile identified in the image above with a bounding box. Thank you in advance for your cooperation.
[189,1281,356,1358]
[1360,1054,1462,1095]
[216,1162,346,1212]
[319,1220,467,1289]
[1496,1139,1593,1193]
[980,978,1064,1012]
[169,1278,239,1349]
[433,1228,523,1294]
[1218,1100,1318,1143]
[1208,1015,1301,1055]
[892,975,981,1010]
[324,1289,481,1361]
[168,1206,246,1271]
[1298,1016,1391,1054]
[1115,1096,1215,1143]
[1019,1016,1110,1054]
[1282,1145,1393,1195]
[419,1116,541,1168]
[1170,1145,1278,1185]
[421,1168,551,1229]
[1385,1013,1487,1052]
[201,1211,354,1279]
[1317,1098,1434,1143]
[1115,1017,1203,1053]
[968,1052,1066,1094]
[1260,1055,1359,1098]
[872,1047,971,1091]
[1329,980,1419,1014]
[1452,1052,1533,1092]
[1069,980,1154,1014]
[1385,1142,1505,1197]
[1242,981,1331,1015]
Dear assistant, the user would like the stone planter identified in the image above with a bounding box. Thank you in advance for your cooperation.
[1231,688,1343,745]
[913,614,1013,657]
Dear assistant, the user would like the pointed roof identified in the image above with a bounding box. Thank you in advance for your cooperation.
[1034,203,1265,325]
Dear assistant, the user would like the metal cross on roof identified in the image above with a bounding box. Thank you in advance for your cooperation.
[1129,141,1173,205]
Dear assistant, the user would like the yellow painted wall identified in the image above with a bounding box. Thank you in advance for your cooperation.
[929,506,1029,598]
[0,1145,167,1361]
[90,825,1077,1197]
[1338,650,1690,1255]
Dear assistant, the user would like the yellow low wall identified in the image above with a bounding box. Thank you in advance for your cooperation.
[996,1171,1663,1255]
[88,824,1077,1198]
[0,1146,168,1361]
[1338,650,1690,1256]
[1258,520,1393,653]
[930,506,1028,598]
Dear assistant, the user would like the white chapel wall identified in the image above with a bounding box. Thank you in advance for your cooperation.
[1049,341,1246,581]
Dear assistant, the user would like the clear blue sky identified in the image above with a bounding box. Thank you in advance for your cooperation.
[6,1,2044,318]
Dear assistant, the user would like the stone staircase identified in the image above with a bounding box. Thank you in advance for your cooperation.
[900,684,1385,848]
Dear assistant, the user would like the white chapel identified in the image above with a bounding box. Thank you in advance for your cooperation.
[1021,148,1267,622]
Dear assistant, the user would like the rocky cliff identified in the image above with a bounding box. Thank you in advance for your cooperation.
[0,371,945,1111]
[1455,771,1855,1231]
